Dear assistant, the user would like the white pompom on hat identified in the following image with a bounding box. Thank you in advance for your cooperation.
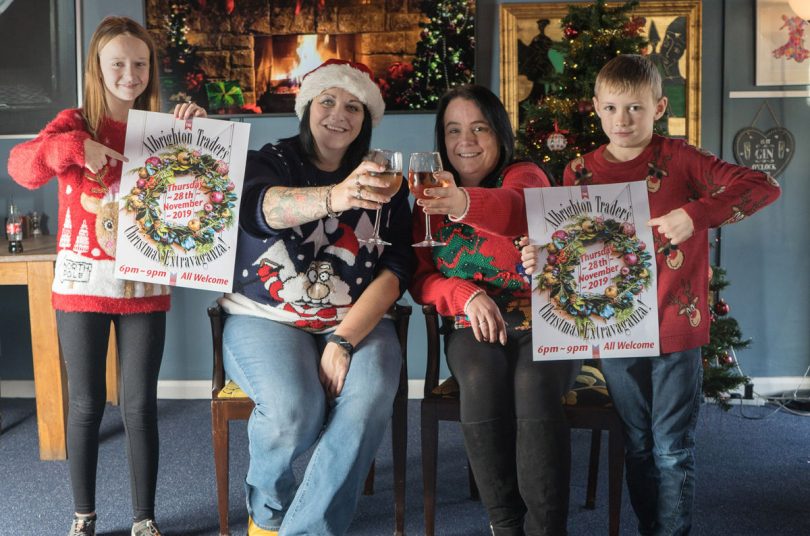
[295,59,386,127]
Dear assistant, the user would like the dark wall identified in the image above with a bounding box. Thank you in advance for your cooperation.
[719,0,809,376]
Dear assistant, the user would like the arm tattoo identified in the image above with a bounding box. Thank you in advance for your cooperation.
[262,186,330,229]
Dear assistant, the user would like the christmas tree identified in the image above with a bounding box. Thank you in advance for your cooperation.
[515,0,652,182]
[702,265,751,409]
[400,0,476,109]
[58,208,73,249]
[160,3,207,108]
[73,221,90,255]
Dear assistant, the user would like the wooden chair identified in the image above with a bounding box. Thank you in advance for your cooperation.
[209,303,412,536]
[420,305,625,536]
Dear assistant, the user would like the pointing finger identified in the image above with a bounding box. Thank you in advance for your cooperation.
[104,147,128,163]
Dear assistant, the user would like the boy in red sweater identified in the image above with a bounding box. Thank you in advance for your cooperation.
[522,54,780,535]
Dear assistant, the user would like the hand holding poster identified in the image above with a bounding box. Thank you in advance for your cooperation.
[115,110,250,292]
[525,182,659,360]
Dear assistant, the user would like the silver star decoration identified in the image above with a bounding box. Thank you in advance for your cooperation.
[355,211,381,252]
[301,219,329,254]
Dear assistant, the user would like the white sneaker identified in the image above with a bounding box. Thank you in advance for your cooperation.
[131,519,162,536]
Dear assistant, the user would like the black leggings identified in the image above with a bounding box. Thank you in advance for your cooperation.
[57,311,165,521]
[446,326,580,423]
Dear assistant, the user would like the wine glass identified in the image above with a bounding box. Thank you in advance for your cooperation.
[408,152,447,247]
[359,149,403,246]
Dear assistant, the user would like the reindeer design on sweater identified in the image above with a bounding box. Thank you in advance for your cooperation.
[80,192,156,298]
[654,231,684,270]
[668,279,701,328]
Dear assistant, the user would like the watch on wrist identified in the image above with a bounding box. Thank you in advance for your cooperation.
[327,333,354,356]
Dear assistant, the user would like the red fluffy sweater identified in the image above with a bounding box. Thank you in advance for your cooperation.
[7,108,170,314]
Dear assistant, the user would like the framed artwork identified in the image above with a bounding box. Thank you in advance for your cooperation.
[0,0,79,137]
[500,0,702,147]
[756,0,810,86]
[145,0,476,116]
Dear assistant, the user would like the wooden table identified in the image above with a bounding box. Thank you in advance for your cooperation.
[0,236,118,460]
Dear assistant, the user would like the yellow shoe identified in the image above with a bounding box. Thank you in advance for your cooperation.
[247,516,278,536]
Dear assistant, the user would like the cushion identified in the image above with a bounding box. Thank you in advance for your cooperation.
[431,376,460,398]
[217,379,248,399]
[564,364,612,407]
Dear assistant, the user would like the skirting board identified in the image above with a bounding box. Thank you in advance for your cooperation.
[2,377,809,400]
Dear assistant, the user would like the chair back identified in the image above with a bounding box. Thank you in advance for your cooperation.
[422,304,442,398]
[208,304,225,397]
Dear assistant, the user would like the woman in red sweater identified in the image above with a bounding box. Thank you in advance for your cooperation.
[409,85,580,536]
[8,16,204,536]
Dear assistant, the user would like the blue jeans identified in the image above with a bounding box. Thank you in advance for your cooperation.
[600,348,702,536]
[223,314,400,535]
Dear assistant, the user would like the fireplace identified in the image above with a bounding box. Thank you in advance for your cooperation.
[254,33,358,112]
[146,0,426,115]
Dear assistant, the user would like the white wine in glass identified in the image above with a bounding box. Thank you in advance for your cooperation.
[408,151,447,247]
[359,149,403,246]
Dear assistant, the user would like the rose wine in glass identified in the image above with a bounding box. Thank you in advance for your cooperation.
[359,149,403,246]
[408,151,446,247]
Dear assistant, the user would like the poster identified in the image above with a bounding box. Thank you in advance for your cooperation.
[115,110,250,292]
[525,182,660,360]
[756,0,810,86]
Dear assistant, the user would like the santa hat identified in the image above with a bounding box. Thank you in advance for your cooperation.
[295,59,386,127]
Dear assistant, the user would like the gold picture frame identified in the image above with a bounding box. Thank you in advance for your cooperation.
[500,1,702,147]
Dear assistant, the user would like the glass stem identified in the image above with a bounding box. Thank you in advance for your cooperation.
[423,212,432,242]
[372,208,382,238]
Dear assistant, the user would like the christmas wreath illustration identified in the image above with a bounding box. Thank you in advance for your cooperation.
[123,146,236,261]
[536,216,653,337]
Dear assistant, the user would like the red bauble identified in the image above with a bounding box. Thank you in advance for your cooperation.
[721,351,733,365]
[714,299,730,316]
[563,26,579,39]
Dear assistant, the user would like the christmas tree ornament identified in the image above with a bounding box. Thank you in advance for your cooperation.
[546,121,569,151]
[563,25,579,39]
[547,132,568,151]
[714,299,730,316]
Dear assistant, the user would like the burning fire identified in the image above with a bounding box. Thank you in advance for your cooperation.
[254,32,348,102]
[277,34,338,84]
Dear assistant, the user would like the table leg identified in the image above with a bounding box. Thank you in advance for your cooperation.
[27,261,67,460]
[106,324,119,405]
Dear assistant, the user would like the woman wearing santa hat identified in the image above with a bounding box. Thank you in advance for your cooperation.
[218,59,414,535]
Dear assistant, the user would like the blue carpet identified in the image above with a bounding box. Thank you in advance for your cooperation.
[1,398,809,535]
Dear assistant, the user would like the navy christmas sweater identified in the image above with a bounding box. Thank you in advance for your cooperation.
[220,136,414,332]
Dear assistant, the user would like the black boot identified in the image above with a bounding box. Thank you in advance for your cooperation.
[461,419,526,535]
[516,419,571,536]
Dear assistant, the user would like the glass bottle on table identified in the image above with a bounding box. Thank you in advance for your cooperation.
[359,149,403,246]
[6,202,23,253]
[408,151,446,247]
